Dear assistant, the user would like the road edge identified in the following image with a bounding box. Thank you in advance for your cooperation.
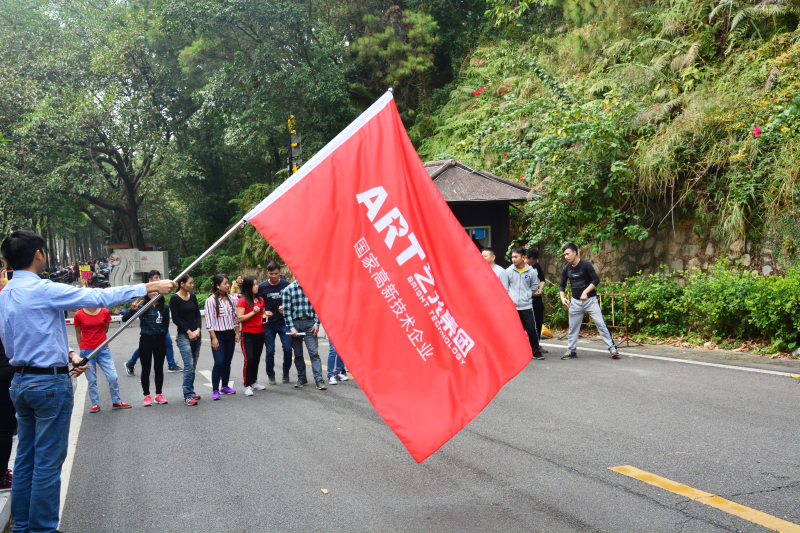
[59,375,87,523]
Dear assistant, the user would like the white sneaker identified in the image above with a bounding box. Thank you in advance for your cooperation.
[328,376,338,385]
[252,382,266,390]
[337,373,349,382]
[244,386,254,396]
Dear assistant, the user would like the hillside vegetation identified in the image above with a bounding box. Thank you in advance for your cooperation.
[410,0,800,259]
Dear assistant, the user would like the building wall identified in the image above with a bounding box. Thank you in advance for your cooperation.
[447,201,512,267]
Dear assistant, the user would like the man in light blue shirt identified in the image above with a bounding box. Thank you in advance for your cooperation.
[0,230,175,533]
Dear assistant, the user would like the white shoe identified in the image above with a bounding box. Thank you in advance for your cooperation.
[251,382,266,390]
[337,373,349,382]
[328,376,338,385]
[244,386,254,396]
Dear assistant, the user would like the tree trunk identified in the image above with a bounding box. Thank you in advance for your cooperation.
[82,228,91,260]
[47,228,56,269]
[120,211,146,249]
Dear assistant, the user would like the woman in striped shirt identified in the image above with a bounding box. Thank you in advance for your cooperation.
[204,274,240,400]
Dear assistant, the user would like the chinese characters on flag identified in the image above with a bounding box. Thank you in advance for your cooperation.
[244,92,531,462]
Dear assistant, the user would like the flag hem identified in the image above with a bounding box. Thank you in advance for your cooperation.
[242,91,395,222]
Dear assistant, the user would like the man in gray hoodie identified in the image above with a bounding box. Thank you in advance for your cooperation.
[506,247,544,360]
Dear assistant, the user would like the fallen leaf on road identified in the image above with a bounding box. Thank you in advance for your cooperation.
[321,489,329,494]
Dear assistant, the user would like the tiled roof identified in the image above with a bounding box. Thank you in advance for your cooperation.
[424,159,532,202]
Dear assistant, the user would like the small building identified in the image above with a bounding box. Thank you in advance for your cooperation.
[424,159,532,267]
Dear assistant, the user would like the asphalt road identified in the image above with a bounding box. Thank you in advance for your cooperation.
[59,325,800,533]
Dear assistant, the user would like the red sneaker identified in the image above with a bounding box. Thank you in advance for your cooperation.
[143,395,152,406]
[193,394,201,400]
[154,394,168,404]
[184,397,198,406]
[0,469,12,491]
[90,404,100,413]
[112,402,132,410]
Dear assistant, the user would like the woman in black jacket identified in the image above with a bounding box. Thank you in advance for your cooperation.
[122,291,171,406]
[172,275,202,406]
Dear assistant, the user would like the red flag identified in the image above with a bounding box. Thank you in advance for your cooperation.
[244,92,531,462]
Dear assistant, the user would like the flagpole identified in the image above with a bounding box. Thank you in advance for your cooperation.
[72,220,248,372]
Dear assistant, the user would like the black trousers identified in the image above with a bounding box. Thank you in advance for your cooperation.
[140,334,166,396]
[518,308,540,354]
[241,332,264,387]
[0,379,16,472]
[532,296,544,338]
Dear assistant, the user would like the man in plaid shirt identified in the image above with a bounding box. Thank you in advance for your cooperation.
[283,280,326,390]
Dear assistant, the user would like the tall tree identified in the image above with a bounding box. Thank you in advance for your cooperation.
[0,0,198,248]
[160,0,359,162]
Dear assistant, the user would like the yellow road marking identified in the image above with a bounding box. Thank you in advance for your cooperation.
[610,466,800,533]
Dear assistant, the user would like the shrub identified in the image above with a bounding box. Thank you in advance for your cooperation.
[195,293,211,311]
[181,255,198,272]
[542,284,569,328]
[681,261,757,340]
[746,268,800,351]
[216,255,240,275]
[624,270,686,337]
[200,277,214,293]
[199,255,218,275]
[192,275,210,293]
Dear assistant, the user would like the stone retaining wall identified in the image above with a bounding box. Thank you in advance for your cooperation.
[540,221,777,282]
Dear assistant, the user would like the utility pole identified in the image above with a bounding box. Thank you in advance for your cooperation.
[287,115,302,175]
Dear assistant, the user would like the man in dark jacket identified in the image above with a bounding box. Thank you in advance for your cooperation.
[559,243,619,360]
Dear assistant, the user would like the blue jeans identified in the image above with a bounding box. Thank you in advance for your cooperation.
[211,329,236,391]
[128,330,175,367]
[264,325,293,377]
[326,342,345,378]
[176,333,202,399]
[9,372,73,533]
[81,347,121,405]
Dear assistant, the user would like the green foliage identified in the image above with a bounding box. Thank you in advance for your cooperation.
[415,0,800,253]
[542,283,569,327]
[681,262,758,339]
[160,0,358,160]
[746,268,800,350]
[234,183,284,268]
[199,255,218,275]
[625,271,687,336]
[618,263,800,350]
[199,277,215,293]
[485,0,538,27]
[216,256,240,275]
[195,292,211,310]
[181,256,199,272]
[351,11,439,114]
[514,55,572,102]
[192,275,211,294]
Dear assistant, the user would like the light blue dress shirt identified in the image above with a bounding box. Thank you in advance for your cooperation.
[0,270,147,368]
